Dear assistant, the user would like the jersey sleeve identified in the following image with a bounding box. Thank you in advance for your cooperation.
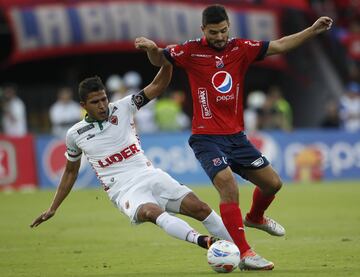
[65,129,82,162]
[111,95,136,114]
[237,39,269,64]
[163,42,191,68]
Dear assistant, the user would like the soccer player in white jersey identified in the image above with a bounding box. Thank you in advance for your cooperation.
[31,65,233,251]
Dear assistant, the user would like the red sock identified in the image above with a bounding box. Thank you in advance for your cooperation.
[219,202,250,254]
[246,187,275,223]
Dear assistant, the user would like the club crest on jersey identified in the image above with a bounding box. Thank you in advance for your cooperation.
[212,71,232,93]
[109,115,118,125]
[215,56,224,68]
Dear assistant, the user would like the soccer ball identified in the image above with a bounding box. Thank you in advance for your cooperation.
[207,240,240,273]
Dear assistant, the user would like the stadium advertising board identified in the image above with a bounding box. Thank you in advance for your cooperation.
[35,136,97,188]
[0,135,37,190]
[142,130,360,184]
[34,130,360,188]
[2,0,284,68]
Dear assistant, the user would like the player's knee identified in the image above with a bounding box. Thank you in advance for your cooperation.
[137,204,163,223]
[217,183,239,203]
[193,201,212,221]
[265,175,283,195]
[213,169,239,202]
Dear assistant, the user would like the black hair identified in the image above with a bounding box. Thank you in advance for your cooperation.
[78,76,106,102]
[202,4,229,26]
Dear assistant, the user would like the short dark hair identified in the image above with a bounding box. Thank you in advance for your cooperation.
[78,76,106,102]
[202,4,229,26]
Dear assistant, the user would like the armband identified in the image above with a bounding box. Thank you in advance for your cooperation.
[132,90,150,110]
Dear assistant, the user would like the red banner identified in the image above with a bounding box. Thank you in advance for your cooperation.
[1,0,286,69]
[0,135,38,191]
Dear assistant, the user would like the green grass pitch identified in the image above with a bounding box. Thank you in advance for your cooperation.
[0,182,359,277]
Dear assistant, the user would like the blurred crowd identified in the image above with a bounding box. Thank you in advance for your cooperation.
[0,71,191,138]
[2,75,359,138]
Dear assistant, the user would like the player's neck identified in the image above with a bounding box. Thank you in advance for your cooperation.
[85,110,109,123]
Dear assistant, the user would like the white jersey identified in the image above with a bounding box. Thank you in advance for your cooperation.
[65,95,152,195]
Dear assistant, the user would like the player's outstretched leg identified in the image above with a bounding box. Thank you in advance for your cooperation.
[177,192,233,242]
[137,203,218,250]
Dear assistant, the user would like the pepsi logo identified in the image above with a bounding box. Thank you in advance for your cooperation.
[212,71,232,93]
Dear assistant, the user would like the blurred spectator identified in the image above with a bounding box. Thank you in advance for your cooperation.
[258,86,293,131]
[244,90,266,131]
[123,71,142,95]
[269,86,293,131]
[320,99,341,128]
[124,71,158,134]
[106,74,126,102]
[155,90,190,131]
[49,87,82,138]
[1,84,27,136]
[339,82,360,132]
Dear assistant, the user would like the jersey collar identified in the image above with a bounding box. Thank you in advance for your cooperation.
[201,36,227,52]
[201,37,208,46]
[84,109,110,130]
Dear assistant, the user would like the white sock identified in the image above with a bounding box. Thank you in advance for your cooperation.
[156,212,200,244]
[202,210,233,242]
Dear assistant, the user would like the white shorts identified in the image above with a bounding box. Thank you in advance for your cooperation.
[111,168,192,224]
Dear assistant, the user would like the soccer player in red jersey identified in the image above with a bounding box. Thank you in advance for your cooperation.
[135,4,332,270]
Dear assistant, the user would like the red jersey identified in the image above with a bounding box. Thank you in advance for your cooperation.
[164,37,269,135]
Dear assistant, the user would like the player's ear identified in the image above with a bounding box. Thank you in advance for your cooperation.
[80,101,86,109]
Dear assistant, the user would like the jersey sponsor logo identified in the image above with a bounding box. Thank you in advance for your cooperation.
[216,94,234,102]
[198,88,212,119]
[215,56,224,68]
[244,40,260,47]
[77,123,95,135]
[86,134,95,140]
[98,143,141,168]
[109,115,118,125]
[212,71,232,93]
[191,54,212,58]
[251,157,264,167]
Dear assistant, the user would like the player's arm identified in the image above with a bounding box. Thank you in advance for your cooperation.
[30,159,81,228]
[266,16,333,56]
[135,37,171,67]
[131,64,173,109]
[144,64,173,100]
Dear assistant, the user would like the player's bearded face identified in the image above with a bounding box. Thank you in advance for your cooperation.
[82,90,109,121]
[202,20,230,50]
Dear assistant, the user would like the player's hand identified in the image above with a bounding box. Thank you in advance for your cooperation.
[311,16,333,34]
[135,37,158,51]
[30,209,55,228]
